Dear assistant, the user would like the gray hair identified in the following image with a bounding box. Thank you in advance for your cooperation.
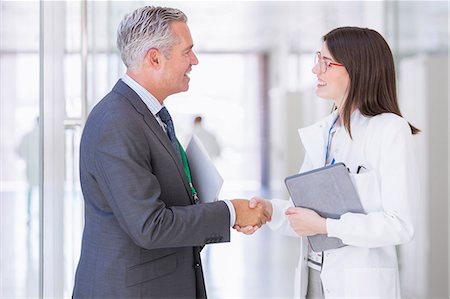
[117,6,187,70]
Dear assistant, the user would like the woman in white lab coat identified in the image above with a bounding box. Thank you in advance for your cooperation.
[236,27,420,298]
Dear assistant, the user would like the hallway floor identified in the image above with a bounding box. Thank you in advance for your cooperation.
[203,224,300,299]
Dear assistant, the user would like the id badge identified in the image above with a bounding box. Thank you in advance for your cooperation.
[307,248,323,272]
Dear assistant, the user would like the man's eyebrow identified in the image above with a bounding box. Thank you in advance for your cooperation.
[183,44,194,51]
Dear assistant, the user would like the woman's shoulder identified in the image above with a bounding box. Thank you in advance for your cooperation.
[363,112,413,149]
[367,112,411,133]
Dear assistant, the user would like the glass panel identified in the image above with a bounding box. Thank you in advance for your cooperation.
[62,1,84,296]
[0,1,39,52]
[65,1,81,53]
[63,125,83,297]
[0,2,40,297]
[64,54,82,118]
[65,1,82,119]
[87,53,124,111]
[87,1,128,110]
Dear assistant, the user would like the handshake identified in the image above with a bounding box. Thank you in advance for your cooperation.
[230,197,273,232]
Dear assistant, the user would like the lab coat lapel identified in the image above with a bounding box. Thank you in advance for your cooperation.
[298,111,339,168]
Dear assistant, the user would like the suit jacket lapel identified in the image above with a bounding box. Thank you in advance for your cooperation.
[111,80,195,203]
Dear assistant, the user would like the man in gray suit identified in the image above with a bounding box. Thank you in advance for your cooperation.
[73,6,269,299]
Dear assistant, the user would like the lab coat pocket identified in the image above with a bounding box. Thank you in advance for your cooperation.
[344,267,397,298]
[350,170,381,213]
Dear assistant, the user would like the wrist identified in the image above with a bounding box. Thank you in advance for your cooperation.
[267,201,273,217]
[319,217,328,234]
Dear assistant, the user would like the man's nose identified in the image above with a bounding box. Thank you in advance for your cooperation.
[191,51,199,65]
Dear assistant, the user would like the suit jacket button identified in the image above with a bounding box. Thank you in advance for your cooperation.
[195,263,200,267]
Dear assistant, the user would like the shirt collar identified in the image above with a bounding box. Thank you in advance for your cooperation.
[121,73,164,116]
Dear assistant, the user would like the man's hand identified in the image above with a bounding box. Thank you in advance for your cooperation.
[231,199,271,228]
[285,207,327,236]
[233,196,273,235]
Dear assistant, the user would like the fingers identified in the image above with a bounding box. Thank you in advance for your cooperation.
[232,198,272,227]
[284,207,326,236]
[248,205,267,227]
[285,207,303,215]
[232,199,264,227]
[258,203,272,222]
[244,226,259,234]
[249,196,263,208]
[249,196,272,222]
[254,204,266,225]
[233,225,259,235]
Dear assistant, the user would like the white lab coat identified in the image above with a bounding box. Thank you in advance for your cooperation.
[268,109,418,299]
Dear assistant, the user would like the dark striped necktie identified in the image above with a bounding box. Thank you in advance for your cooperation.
[157,107,182,162]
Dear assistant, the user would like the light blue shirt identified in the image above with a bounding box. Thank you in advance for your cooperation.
[121,74,165,127]
[121,74,235,226]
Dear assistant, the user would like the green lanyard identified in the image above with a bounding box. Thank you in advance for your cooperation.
[177,140,199,204]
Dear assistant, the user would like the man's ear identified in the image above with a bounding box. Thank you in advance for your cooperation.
[146,48,161,69]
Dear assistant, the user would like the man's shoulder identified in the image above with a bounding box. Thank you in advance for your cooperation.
[90,91,128,118]
[84,90,139,135]
[90,80,139,115]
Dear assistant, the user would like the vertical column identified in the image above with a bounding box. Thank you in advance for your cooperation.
[80,0,88,124]
[399,54,449,298]
[40,1,66,298]
[259,53,270,194]
[425,55,449,298]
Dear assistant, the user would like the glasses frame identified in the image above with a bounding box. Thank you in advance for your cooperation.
[314,51,345,73]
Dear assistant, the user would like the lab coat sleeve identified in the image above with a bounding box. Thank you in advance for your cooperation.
[267,198,297,237]
[267,153,315,238]
[327,117,417,248]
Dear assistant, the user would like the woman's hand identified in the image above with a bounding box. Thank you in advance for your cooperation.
[285,207,327,237]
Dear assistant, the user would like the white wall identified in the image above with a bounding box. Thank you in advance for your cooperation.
[399,54,449,298]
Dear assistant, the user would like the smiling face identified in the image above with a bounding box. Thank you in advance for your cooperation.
[158,21,199,99]
[312,42,350,110]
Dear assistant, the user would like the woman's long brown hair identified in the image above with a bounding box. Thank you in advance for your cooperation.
[323,27,420,137]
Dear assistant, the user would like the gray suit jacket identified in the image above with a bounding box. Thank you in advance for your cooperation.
[73,80,230,298]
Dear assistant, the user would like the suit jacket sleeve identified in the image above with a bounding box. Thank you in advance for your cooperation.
[89,111,230,250]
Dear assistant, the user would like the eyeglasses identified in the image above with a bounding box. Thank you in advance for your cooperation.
[314,51,345,73]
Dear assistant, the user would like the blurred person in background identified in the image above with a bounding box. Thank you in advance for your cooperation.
[192,115,221,160]
[237,26,420,299]
[72,6,269,299]
[17,117,39,226]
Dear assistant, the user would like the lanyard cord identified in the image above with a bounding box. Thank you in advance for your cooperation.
[177,140,199,203]
[325,116,339,166]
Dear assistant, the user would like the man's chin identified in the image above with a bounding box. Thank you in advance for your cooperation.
[181,84,190,92]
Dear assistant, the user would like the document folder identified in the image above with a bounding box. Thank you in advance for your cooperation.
[285,163,364,251]
[185,135,223,203]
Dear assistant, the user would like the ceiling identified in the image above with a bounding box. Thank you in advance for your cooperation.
[1,1,448,56]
